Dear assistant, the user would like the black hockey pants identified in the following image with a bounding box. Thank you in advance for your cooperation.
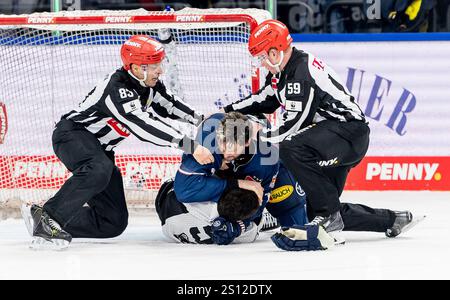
[279,120,370,218]
[338,202,396,232]
[43,119,128,238]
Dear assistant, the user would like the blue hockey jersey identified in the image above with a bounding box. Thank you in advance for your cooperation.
[174,113,280,221]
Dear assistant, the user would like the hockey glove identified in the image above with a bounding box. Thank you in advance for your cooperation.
[211,217,246,245]
[271,224,335,251]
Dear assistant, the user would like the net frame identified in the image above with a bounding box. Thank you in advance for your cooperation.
[0,8,270,217]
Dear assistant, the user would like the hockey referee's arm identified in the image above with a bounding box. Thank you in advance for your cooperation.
[224,75,281,115]
[151,82,203,125]
[104,86,197,151]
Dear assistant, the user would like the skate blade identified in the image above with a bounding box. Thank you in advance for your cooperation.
[402,215,427,235]
[20,203,33,237]
[29,237,70,251]
[329,231,346,246]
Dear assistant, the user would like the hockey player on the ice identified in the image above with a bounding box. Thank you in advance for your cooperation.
[22,35,214,250]
[160,112,422,250]
[167,112,334,249]
[222,19,423,244]
[156,164,318,246]
[156,179,268,245]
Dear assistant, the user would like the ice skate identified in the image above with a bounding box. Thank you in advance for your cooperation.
[307,211,345,245]
[29,205,72,251]
[260,210,280,232]
[386,211,426,238]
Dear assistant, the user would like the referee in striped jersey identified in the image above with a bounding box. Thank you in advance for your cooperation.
[28,35,213,246]
[224,20,370,235]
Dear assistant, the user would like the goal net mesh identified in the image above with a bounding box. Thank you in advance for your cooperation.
[0,8,270,216]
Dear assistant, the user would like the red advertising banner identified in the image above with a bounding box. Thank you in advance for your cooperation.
[0,155,181,190]
[345,157,450,191]
[1,156,449,191]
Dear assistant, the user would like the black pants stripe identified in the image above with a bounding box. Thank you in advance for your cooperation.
[43,119,128,238]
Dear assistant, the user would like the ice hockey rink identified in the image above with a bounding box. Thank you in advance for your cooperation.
[0,191,448,280]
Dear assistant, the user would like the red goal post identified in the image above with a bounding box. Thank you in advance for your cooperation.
[0,8,271,215]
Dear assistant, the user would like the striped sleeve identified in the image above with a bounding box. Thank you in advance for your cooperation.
[261,87,316,144]
[104,86,196,151]
[151,82,203,125]
[224,75,281,115]
[261,59,320,144]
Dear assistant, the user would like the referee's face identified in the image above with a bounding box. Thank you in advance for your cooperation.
[133,63,164,87]
[262,58,278,75]
[144,63,163,87]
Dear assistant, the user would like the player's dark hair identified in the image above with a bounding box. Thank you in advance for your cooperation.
[217,112,252,146]
[218,188,260,222]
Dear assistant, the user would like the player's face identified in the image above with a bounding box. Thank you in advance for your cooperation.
[219,141,248,162]
[141,63,164,87]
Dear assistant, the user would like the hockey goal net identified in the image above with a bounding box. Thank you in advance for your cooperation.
[0,8,270,218]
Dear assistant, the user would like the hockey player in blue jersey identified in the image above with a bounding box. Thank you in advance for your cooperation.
[156,164,333,248]
[169,112,424,250]
[174,112,267,205]
[175,113,279,219]
[173,112,330,248]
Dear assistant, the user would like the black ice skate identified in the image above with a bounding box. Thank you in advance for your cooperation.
[386,211,426,238]
[29,204,72,250]
[307,211,345,245]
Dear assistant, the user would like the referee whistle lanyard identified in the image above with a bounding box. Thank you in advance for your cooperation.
[265,50,284,74]
[128,69,148,88]
[271,73,285,110]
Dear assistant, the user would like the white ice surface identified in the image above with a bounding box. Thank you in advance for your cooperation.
[1,191,449,280]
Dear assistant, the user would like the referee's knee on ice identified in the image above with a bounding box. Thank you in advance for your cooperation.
[101,211,129,238]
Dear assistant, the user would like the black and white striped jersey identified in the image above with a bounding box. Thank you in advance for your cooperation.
[224,48,366,144]
[63,68,203,152]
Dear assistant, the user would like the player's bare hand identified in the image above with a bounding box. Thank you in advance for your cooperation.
[238,180,264,204]
[193,145,214,165]
[220,161,230,170]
